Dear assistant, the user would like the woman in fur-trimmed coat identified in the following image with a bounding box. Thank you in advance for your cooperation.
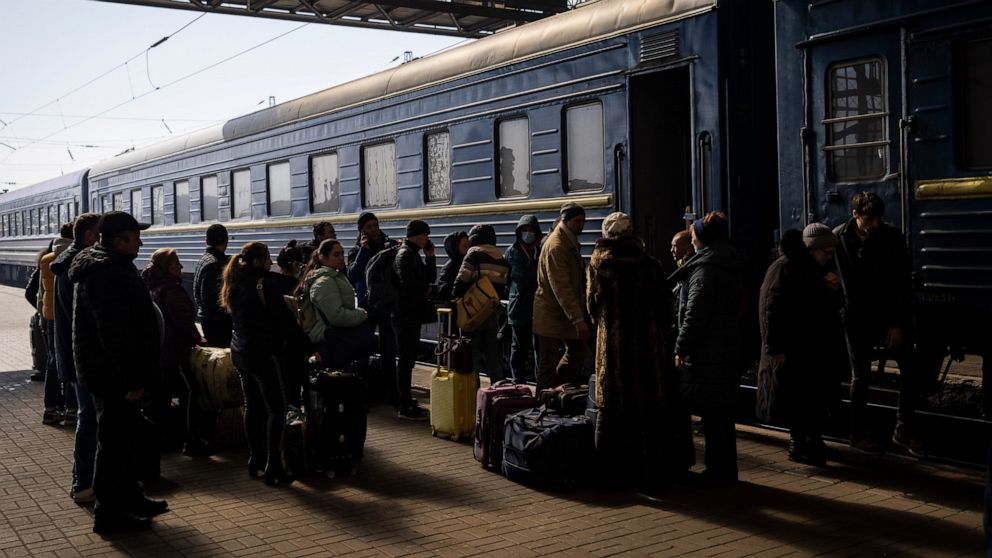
[587,212,692,492]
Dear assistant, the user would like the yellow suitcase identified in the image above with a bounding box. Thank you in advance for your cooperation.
[430,308,477,441]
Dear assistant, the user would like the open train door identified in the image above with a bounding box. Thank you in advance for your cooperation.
[627,66,692,270]
[903,25,992,404]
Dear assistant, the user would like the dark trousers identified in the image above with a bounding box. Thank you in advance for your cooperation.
[232,351,287,471]
[201,317,232,349]
[535,335,587,392]
[369,308,397,402]
[509,323,537,384]
[392,317,421,408]
[92,393,144,514]
[985,441,992,558]
[700,408,737,476]
[151,363,214,444]
[848,329,921,429]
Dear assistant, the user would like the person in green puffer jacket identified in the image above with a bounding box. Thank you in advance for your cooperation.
[305,239,376,368]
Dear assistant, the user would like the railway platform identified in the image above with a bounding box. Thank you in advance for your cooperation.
[0,284,986,557]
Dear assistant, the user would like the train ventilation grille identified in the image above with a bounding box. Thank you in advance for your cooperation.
[640,30,679,63]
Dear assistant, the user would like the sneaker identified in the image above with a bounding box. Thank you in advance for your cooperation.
[64,408,77,426]
[71,487,96,504]
[397,405,428,421]
[29,371,45,382]
[42,409,63,425]
[850,432,883,455]
[128,497,169,518]
[892,424,927,457]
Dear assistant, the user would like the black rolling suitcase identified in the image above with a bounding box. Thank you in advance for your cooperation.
[307,370,367,477]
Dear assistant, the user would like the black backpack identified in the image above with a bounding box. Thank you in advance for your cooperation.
[364,245,401,311]
[24,268,40,310]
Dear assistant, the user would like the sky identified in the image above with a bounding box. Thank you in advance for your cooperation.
[0,0,471,190]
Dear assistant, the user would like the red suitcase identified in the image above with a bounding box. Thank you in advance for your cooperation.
[473,380,536,469]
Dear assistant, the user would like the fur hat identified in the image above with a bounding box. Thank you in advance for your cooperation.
[802,223,839,250]
[601,212,633,239]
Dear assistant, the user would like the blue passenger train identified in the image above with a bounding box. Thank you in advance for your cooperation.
[0,0,986,400]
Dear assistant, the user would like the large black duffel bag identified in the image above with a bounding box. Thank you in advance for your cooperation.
[501,407,594,489]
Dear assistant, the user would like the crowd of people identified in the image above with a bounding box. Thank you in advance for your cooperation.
[23,190,930,533]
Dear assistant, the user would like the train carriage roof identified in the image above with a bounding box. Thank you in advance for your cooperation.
[90,0,715,177]
[0,169,87,206]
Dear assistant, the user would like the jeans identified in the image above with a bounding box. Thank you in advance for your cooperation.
[470,316,504,382]
[392,317,421,408]
[848,327,921,429]
[369,308,398,403]
[233,351,287,472]
[71,382,97,493]
[509,323,537,384]
[92,393,145,514]
[43,320,75,410]
[535,335,587,392]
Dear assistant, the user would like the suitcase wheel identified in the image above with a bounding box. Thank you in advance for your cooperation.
[325,469,336,479]
[450,433,460,442]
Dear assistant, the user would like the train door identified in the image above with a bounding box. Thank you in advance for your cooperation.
[806,34,903,229]
[628,66,692,269]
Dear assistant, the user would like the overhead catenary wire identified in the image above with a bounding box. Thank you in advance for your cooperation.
[0,19,312,168]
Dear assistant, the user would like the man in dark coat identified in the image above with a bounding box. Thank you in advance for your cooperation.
[193,224,231,348]
[392,220,436,420]
[348,211,399,404]
[300,221,336,264]
[834,191,925,455]
[69,211,168,533]
[588,212,691,493]
[756,225,846,465]
[670,211,746,484]
[51,212,101,503]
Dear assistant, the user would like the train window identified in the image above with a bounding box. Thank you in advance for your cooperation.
[102,195,111,214]
[175,181,191,224]
[825,59,887,181]
[152,185,164,225]
[113,193,124,212]
[201,175,219,221]
[425,132,451,203]
[47,206,55,233]
[1,215,6,237]
[130,190,142,219]
[498,118,531,198]
[59,204,68,228]
[363,143,397,208]
[564,103,605,191]
[268,162,291,217]
[311,153,340,213]
[232,169,251,219]
[959,38,992,169]
[36,208,43,235]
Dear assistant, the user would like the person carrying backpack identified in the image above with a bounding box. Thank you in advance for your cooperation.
[453,224,510,382]
[392,220,436,419]
[347,212,399,404]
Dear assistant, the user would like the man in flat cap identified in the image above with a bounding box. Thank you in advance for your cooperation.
[392,220,436,419]
[68,211,168,533]
[533,203,590,391]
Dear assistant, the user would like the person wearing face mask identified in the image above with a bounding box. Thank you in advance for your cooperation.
[504,215,543,384]
[756,225,846,466]
[305,239,375,368]
[834,191,925,456]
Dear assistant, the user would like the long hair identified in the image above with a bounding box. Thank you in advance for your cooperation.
[220,242,269,313]
[296,239,343,296]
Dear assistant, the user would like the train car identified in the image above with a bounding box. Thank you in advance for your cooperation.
[774,0,991,403]
[84,0,776,283]
[0,170,86,286]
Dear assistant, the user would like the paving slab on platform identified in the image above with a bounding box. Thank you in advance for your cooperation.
[0,285,985,557]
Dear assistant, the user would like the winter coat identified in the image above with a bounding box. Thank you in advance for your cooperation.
[393,239,436,322]
[755,231,845,425]
[347,234,398,308]
[229,267,295,357]
[587,235,675,412]
[533,222,586,340]
[437,231,466,301]
[504,215,541,326]
[141,265,200,370]
[68,244,161,398]
[308,266,367,344]
[193,247,229,321]
[833,218,913,336]
[669,238,747,411]
[452,245,510,299]
[51,241,86,383]
[38,238,70,321]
